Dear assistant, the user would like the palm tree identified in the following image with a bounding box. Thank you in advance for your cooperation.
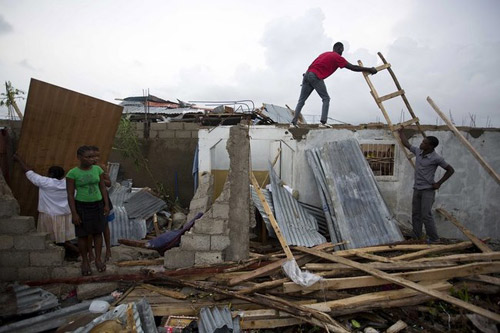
[0,81,24,120]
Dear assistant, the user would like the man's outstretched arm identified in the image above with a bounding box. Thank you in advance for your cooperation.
[345,62,377,74]
[397,128,412,150]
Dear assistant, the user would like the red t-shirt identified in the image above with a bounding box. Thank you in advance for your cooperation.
[307,52,348,80]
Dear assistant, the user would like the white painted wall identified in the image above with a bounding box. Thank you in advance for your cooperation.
[198,125,500,240]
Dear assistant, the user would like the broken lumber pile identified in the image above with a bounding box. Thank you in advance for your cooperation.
[110,240,500,332]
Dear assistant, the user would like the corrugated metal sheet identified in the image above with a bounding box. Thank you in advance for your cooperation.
[108,183,147,246]
[10,79,123,216]
[306,138,404,249]
[269,165,326,247]
[0,284,59,317]
[262,103,294,124]
[123,189,167,220]
[250,186,277,237]
[198,306,240,333]
[107,162,120,184]
[298,201,330,241]
[74,299,156,333]
[0,296,114,333]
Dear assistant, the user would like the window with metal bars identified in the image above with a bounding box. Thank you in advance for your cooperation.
[360,143,395,176]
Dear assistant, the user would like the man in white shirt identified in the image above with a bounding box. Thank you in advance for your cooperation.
[14,154,78,254]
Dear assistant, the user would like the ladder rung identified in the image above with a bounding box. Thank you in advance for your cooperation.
[375,63,391,72]
[392,117,420,131]
[377,89,405,103]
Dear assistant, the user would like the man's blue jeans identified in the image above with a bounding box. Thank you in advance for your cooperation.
[292,72,330,124]
[412,189,438,241]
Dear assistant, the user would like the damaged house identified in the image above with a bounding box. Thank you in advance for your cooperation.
[0,70,499,332]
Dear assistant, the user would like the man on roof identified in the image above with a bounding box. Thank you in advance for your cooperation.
[291,42,377,127]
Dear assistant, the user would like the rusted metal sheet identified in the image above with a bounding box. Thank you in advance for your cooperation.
[11,79,123,216]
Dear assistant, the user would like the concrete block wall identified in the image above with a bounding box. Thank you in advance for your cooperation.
[135,122,200,139]
[0,173,66,282]
[0,216,65,281]
[165,177,231,268]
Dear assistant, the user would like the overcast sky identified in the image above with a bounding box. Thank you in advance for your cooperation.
[1,0,499,126]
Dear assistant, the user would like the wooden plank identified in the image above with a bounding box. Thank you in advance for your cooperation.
[386,320,408,333]
[392,241,473,261]
[140,283,188,300]
[305,280,451,312]
[228,258,287,286]
[414,251,500,263]
[374,63,391,72]
[283,262,500,293]
[377,89,405,103]
[297,246,500,323]
[305,260,461,271]
[250,172,293,260]
[11,79,123,216]
[332,244,434,257]
[356,252,401,263]
[466,274,500,286]
[240,317,303,329]
[392,117,420,131]
[427,96,500,185]
[436,208,493,252]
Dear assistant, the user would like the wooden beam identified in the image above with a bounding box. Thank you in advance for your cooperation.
[240,317,303,329]
[414,251,500,263]
[386,320,408,333]
[427,96,500,185]
[436,208,493,253]
[116,259,164,267]
[331,244,434,257]
[140,283,187,300]
[283,262,500,293]
[250,172,293,260]
[356,252,401,263]
[377,89,405,103]
[296,246,500,323]
[391,241,473,261]
[466,274,500,287]
[305,280,451,312]
[374,63,391,72]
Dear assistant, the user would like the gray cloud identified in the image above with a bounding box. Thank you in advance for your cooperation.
[18,59,36,70]
[0,15,13,35]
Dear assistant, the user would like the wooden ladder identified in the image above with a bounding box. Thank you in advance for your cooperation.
[358,52,426,167]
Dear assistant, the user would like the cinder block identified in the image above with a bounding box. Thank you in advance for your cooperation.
[51,266,81,279]
[166,122,184,130]
[77,282,119,301]
[18,267,51,281]
[151,130,160,138]
[164,247,195,269]
[135,130,144,138]
[189,197,210,212]
[30,245,65,266]
[195,251,223,266]
[150,122,167,131]
[135,122,145,131]
[175,130,192,139]
[158,130,175,138]
[0,251,30,267]
[191,131,199,139]
[0,216,35,234]
[0,267,18,281]
[14,232,49,250]
[0,235,14,249]
[210,235,230,251]
[193,217,226,235]
[211,203,230,219]
[0,198,20,218]
[181,233,210,251]
[184,123,200,130]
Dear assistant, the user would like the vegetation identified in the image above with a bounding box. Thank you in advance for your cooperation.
[113,116,170,203]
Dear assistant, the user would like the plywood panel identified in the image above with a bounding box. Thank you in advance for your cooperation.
[11,78,123,217]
